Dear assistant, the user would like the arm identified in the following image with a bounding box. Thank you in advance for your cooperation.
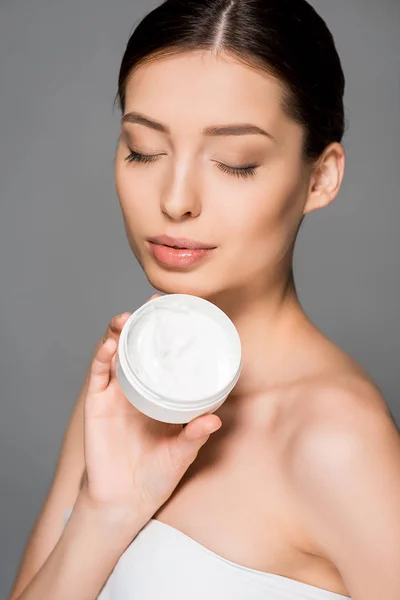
[8,339,101,600]
[9,303,210,600]
[13,490,146,600]
[287,388,400,600]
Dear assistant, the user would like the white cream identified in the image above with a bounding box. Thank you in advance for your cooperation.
[126,299,235,401]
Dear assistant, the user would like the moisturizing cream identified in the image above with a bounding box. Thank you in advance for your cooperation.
[116,294,242,423]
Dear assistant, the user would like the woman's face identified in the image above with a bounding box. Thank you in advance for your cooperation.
[115,50,311,299]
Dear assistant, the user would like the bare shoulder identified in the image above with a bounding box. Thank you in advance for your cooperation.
[281,356,400,554]
[287,322,395,429]
[278,360,400,597]
[287,338,399,465]
[298,368,393,430]
[288,369,399,477]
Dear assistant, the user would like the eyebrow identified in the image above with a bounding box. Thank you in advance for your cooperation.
[121,111,276,142]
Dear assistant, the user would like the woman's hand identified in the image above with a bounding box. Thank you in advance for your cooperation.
[79,294,222,526]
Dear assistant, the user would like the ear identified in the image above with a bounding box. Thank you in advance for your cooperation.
[303,142,345,215]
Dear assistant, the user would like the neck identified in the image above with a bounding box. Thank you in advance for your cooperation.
[206,269,313,398]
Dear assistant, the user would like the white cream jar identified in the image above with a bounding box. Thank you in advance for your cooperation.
[116,294,242,423]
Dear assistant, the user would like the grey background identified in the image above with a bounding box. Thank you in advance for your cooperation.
[0,0,399,595]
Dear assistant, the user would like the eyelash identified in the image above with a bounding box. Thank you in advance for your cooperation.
[124,148,258,179]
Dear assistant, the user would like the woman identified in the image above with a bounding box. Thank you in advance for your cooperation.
[9,1,400,599]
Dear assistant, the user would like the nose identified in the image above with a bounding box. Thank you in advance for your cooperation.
[160,169,201,221]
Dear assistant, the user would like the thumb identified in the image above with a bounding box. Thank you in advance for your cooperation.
[170,415,222,473]
[87,337,117,395]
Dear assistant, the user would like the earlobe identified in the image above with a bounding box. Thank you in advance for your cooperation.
[303,142,345,215]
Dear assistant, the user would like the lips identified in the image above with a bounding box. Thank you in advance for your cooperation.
[147,236,216,268]
[148,235,216,250]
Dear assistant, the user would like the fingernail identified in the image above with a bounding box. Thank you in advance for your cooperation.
[207,422,222,435]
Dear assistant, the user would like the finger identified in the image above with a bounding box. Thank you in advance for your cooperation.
[100,299,157,351]
[183,415,222,442]
[87,337,117,395]
[169,415,222,473]
[100,298,159,353]
[112,312,132,330]
[110,350,117,380]
[105,312,132,340]
[107,298,158,340]
[99,314,130,349]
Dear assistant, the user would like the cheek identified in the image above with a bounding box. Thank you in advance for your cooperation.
[115,152,130,208]
[115,162,154,225]
[224,173,303,266]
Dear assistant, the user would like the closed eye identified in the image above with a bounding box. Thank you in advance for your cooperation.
[124,148,161,164]
[212,161,259,179]
[124,148,259,179]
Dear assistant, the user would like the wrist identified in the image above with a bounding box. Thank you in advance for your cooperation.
[75,488,149,541]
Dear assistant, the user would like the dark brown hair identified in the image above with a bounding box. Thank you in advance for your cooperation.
[114,0,346,162]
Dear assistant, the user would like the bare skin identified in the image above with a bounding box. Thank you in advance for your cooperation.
[152,334,388,597]
[9,48,400,600]
[113,49,400,598]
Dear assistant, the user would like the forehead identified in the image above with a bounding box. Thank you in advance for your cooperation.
[123,50,289,136]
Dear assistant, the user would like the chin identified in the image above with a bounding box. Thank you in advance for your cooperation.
[144,265,223,300]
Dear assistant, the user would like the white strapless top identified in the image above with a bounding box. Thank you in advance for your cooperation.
[64,508,351,599]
